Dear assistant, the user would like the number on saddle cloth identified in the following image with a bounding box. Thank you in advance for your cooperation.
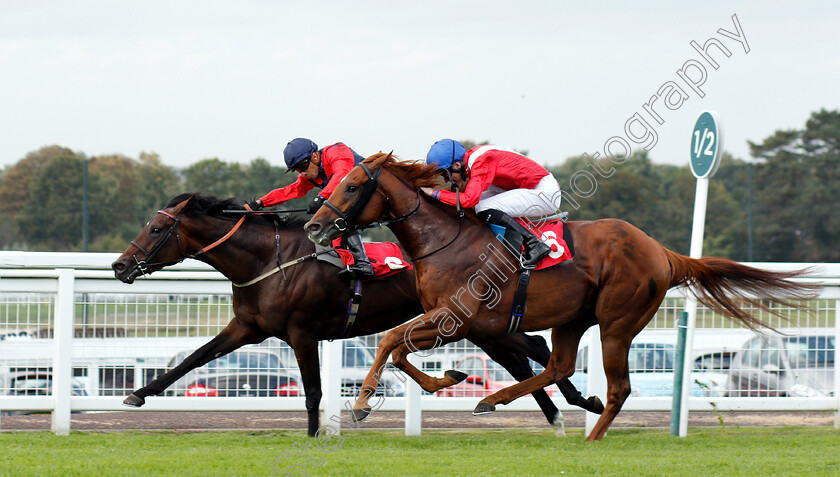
[485,217,572,334]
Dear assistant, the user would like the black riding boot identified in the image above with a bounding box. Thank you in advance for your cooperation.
[478,209,551,269]
[339,231,375,279]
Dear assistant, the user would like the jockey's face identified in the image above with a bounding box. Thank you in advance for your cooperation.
[449,161,467,188]
[300,151,321,182]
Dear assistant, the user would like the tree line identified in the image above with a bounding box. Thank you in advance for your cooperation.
[1,109,838,262]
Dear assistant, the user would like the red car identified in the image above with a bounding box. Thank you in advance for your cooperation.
[436,354,556,398]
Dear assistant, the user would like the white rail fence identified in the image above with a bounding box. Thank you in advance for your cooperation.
[1,252,838,435]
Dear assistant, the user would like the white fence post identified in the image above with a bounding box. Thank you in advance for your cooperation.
[321,339,343,434]
[51,269,75,435]
[835,299,840,430]
[404,354,422,436]
[585,327,607,436]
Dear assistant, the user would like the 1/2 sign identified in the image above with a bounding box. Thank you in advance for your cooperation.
[689,111,723,178]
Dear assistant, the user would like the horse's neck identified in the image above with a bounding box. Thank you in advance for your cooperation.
[389,194,484,268]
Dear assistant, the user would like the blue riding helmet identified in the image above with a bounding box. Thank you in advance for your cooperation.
[283,138,319,173]
[426,139,466,170]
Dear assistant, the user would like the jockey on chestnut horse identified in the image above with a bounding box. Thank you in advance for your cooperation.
[304,149,819,441]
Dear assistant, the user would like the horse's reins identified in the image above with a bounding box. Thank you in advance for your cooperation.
[130,209,247,276]
[232,248,338,288]
[132,206,326,286]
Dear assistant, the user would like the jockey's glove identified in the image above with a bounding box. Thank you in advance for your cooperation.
[247,199,262,211]
[307,195,325,214]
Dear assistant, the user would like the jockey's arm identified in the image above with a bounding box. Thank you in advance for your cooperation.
[318,150,355,200]
[425,168,490,208]
[258,175,315,207]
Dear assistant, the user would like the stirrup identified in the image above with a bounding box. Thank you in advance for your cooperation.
[338,263,375,279]
[520,242,551,270]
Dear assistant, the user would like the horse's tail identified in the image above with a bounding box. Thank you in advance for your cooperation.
[664,249,822,331]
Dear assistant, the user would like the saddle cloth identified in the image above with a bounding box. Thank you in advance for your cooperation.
[491,219,573,270]
[330,238,413,280]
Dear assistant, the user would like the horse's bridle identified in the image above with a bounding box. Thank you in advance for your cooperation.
[320,163,421,233]
[319,163,462,261]
[130,208,246,278]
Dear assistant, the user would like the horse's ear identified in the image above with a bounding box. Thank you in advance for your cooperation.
[369,151,391,170]
[172,195,194,214]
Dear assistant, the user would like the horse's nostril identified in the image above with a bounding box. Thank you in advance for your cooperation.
[112,262,125,272]
[307,223,322,233]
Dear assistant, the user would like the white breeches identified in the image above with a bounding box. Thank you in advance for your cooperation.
[475,174,562,218]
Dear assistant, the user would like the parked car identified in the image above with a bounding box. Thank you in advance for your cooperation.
[692,350,736,396]
[570,341,723,397]
[184,372,301,397]
[727,332,835,397]
[0,370,87,415]
[165,337,404,398]
[436,354,557,398]
[167,347,303,397]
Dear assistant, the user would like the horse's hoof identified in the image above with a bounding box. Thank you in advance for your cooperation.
[472,402,495,415]
[351,407,371,423]
[587,396,605,415]
[445,370,468,384]
[123,393,145,407]
[552,412,566,438]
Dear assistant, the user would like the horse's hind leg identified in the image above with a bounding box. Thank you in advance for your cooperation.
[123,316,267,406]
[584,333,632,441]
[586,295,665,441]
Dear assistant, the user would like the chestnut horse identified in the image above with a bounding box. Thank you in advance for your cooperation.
[304,152,820,440]
[111,193,602,437]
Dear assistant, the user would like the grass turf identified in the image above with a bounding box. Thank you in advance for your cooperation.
[1,427,839,476]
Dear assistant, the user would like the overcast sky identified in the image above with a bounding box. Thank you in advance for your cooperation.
[1,1,838,170]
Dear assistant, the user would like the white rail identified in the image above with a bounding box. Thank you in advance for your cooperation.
[1,252,839,435]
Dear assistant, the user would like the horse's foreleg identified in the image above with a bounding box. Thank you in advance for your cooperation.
[287,336,322,438]
[469,333,563,433]
[474,322,587,415]
[483,331,604,415]
[514,331,604,415]
[353,312,467,421]
[123,316,267,406]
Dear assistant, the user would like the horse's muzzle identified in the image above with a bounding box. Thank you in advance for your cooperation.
[111,258,140,284]
[304,220,337,247]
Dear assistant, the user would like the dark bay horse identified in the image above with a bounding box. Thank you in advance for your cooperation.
[111,193,602,437]
[304,152,821,440]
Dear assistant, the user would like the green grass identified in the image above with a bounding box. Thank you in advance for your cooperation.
[1,427,839,476]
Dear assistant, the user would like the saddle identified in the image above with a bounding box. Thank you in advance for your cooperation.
[488,214,574,334]
[320,240,413,281]
[489,216,574,269]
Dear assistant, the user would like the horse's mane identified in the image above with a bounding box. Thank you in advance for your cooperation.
[362,153,445,188]
[165,193,308,230]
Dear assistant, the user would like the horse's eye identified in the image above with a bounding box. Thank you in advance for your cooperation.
[347,185,358,193]
[151,227,162,234]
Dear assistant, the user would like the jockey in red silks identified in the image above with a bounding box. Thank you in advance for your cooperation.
[421,139,562,269]
[249,138,374,279]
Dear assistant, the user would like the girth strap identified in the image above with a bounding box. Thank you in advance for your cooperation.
[341,279,364,337]
[507,269,531,334]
